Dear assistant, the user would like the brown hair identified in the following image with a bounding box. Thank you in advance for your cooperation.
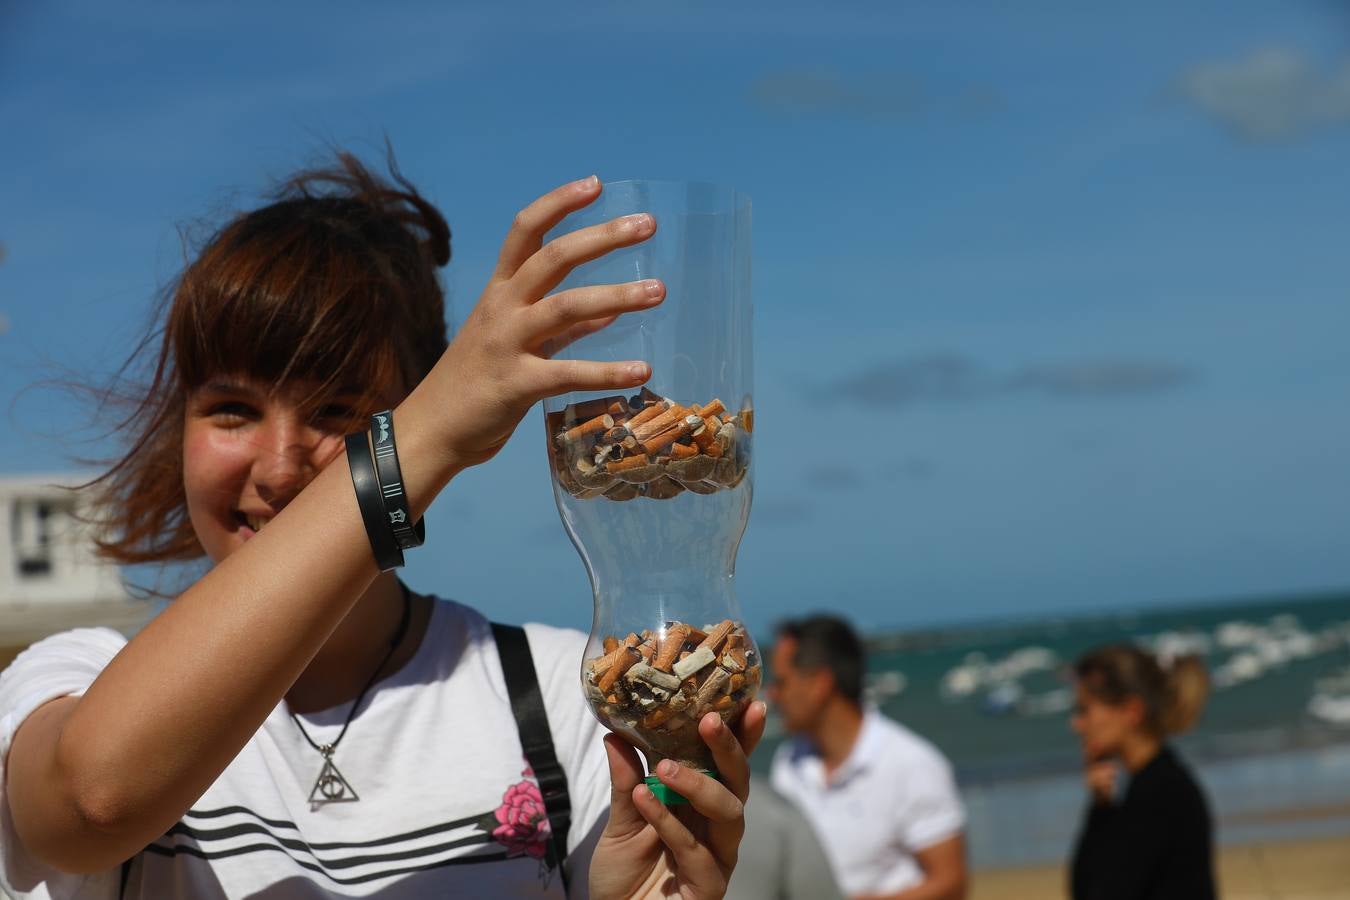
[1075,644,1210,737]
[84,149,451,566]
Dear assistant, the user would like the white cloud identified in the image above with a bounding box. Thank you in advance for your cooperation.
[1178,47,1350,142]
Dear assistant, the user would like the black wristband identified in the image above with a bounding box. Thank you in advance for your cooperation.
[346,431,404,571]
[369,410,425,550]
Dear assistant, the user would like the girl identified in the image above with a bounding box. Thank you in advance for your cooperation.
[1069,644,1214,900]
[0,153,763,898]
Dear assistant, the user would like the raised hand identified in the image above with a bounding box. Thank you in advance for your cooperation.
[417,176,665,468]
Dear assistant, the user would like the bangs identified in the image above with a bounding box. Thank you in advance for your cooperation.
[171,201,413,407]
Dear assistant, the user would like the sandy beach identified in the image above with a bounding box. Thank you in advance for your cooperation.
[973,835,1350,900]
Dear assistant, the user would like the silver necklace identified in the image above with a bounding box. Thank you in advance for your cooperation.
[290,582,412,806]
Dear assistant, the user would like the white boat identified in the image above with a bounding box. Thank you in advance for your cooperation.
[865,670,907,704]
[1308,693,1350,725]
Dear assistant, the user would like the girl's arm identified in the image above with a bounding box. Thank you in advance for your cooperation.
[7,176,659,873]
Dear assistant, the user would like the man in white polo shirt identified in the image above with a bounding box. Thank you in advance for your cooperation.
[769,615,968,900]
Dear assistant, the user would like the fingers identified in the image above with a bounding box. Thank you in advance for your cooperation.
[511,212,657,303]
[601,734,650,838]
[687,704,765,872]
[713,701,766,803]
[733,700,768,763]
[494,176,602,281]
[525,357,651,398]
[526,280,665,348]
[649,759,743,824]
[631,781,727,895]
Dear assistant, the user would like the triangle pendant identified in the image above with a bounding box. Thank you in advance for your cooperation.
[308,756,360,806]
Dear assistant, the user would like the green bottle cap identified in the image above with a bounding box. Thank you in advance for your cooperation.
[644,769,720,806]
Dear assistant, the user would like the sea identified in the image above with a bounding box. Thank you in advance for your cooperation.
[749,589,1350,869]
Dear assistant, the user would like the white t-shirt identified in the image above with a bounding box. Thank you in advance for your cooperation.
[0,598,611,899]
[769,709,965,897]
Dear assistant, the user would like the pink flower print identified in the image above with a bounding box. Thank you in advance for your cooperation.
[492,767,552,860]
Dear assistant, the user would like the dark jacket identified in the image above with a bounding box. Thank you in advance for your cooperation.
[1070,746,1216,900]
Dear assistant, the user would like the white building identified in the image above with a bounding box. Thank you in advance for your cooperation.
[0,474,150,651]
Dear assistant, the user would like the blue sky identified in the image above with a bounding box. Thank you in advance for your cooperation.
[2,1,1348,633]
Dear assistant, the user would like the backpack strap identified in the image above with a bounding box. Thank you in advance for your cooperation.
[491,623,572,894]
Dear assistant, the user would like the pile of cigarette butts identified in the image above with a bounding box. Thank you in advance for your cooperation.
[585,619,761,769]
[547,389,752,501]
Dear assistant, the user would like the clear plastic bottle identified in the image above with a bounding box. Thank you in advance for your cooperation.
[544,181,758,795]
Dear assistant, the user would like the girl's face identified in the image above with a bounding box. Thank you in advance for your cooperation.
[182,376,367,564]
[1070,683,1144,762]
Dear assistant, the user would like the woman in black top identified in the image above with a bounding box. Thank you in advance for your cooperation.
[1069,645,1216,900]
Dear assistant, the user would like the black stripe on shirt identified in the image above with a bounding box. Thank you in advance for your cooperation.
[159,819,499,871]
[175,805,489,850]
[143,839,516,887]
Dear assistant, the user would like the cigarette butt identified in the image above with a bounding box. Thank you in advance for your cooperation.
[557,413,613,447]
[639,419,693,455]
[606,453,651,473]
[740,407,754,433]
[626,400,670,430]
[631,387,665,408]
[696,666,732,705]
[669,442,699,459]
[603,635,618,655]
[627,661,681,693]
[721,647,748,673]
[686,626,709,644]
[699,619,734,654]
[725,633,745,650]
[691,420,722,455]
[699,399,725,419]
[593,636,639,678]
[673,645,716,680]
[593,444,622,465]
[745,662,762,690]
[598,647,641,694]
[729,673,746,693]
[712,695,735,712]
[567,396,629,422]
[641,706,673,729]
[638,640,656,663]
[655,624,690,672]
[629,405,683,441]
[602,425,636,448]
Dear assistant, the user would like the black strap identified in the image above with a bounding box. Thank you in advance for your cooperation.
[491,623,572,895]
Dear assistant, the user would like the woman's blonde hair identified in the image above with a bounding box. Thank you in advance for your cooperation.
[1075,644,1210,736]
